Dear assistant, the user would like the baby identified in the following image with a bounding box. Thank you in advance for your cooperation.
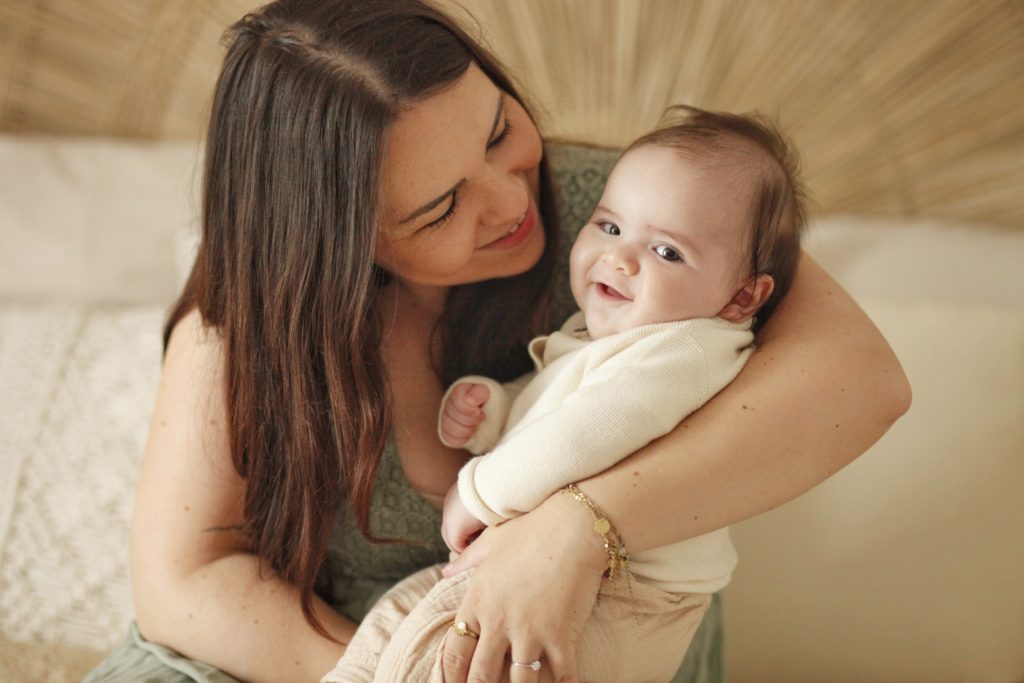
[325,105,806,683]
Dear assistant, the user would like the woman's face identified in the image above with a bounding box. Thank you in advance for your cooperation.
[375,63,545,289]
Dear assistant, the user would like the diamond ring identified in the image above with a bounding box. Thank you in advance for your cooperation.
[510,659,543,671]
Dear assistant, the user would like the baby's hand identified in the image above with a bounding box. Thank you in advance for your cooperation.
[440,382,490,448]
[441,484,486,553]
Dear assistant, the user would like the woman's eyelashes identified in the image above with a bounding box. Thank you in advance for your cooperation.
[426,192,458,230]
[488,117,512,149]
[422,109,514,232]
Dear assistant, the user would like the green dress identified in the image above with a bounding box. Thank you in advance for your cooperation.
[84,142,723,683]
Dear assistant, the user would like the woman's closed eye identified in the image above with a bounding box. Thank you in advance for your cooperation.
[424,192,458,231]
[422,103,515,232]
[488,117,512,149]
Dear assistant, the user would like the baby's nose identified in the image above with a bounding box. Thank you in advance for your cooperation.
[603,246,639,274]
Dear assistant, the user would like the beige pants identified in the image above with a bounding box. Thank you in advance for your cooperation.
[323,564,709,683]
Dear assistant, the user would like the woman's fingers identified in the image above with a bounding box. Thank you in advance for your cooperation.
[442,531,486,577]
[541,642,578,683]
[509,642,546,683]
[442,619,481,682]
[467,631,510,683]
[443,494,607,682]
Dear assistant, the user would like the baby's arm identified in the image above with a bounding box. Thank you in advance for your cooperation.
[459,323,753,526]
[441,482,486,552]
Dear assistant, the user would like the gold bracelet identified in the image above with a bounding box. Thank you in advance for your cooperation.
[561,484,642,635]
[560,483,629,583]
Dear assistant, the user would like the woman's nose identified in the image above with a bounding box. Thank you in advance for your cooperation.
[603,245,639,275]
[478,165,527,228]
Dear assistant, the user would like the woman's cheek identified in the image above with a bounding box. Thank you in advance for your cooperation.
[436,229,479,274]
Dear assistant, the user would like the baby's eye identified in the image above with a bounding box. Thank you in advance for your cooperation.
[598,221,621,236]
[654,244,683,262]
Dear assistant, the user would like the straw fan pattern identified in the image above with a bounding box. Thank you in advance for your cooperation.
[1,0,1021,226]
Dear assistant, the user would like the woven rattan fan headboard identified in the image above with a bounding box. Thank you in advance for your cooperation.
[1,0,1021,226]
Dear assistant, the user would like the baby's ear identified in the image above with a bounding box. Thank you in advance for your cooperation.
[718,274,775,323]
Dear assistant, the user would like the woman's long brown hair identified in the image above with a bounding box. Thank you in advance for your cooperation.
[164,0,559,638]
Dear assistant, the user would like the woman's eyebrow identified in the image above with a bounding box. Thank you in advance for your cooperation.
[399,179,465,225]
[398,92,505,225]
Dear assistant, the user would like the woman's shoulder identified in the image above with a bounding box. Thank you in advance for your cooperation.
[160,309,229,421]
[168,307,220,345]
[165,308,224,373]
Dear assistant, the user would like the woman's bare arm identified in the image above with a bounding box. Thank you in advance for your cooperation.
[131,310,356,683]
[580,253,911,551]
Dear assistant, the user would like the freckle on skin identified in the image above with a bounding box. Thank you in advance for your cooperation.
[160,420,167,427]
[184,505,190,512]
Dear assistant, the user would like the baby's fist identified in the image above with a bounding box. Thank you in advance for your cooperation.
[440,382,490,447]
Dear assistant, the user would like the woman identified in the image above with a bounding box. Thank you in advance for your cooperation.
[86,1,910,682]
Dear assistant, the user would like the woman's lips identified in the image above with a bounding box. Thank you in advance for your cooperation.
[483,200,537,250]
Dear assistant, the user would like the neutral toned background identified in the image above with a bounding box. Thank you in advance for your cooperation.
[1,2,1022,682]
[2,0,1022,226]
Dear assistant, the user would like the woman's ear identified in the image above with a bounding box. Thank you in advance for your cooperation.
[718,274,775,323]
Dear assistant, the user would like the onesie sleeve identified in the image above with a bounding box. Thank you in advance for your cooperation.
[437,372,534,454]
[458,321,753,525]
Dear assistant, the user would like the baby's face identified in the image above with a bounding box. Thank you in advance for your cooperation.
[570,144,752,339]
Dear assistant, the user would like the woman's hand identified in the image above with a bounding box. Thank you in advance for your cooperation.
[439,490,608,683]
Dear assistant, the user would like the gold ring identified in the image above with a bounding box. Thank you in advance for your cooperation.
[451,620,480,639]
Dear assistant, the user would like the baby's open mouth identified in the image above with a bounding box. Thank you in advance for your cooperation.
[597,283,631,300]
